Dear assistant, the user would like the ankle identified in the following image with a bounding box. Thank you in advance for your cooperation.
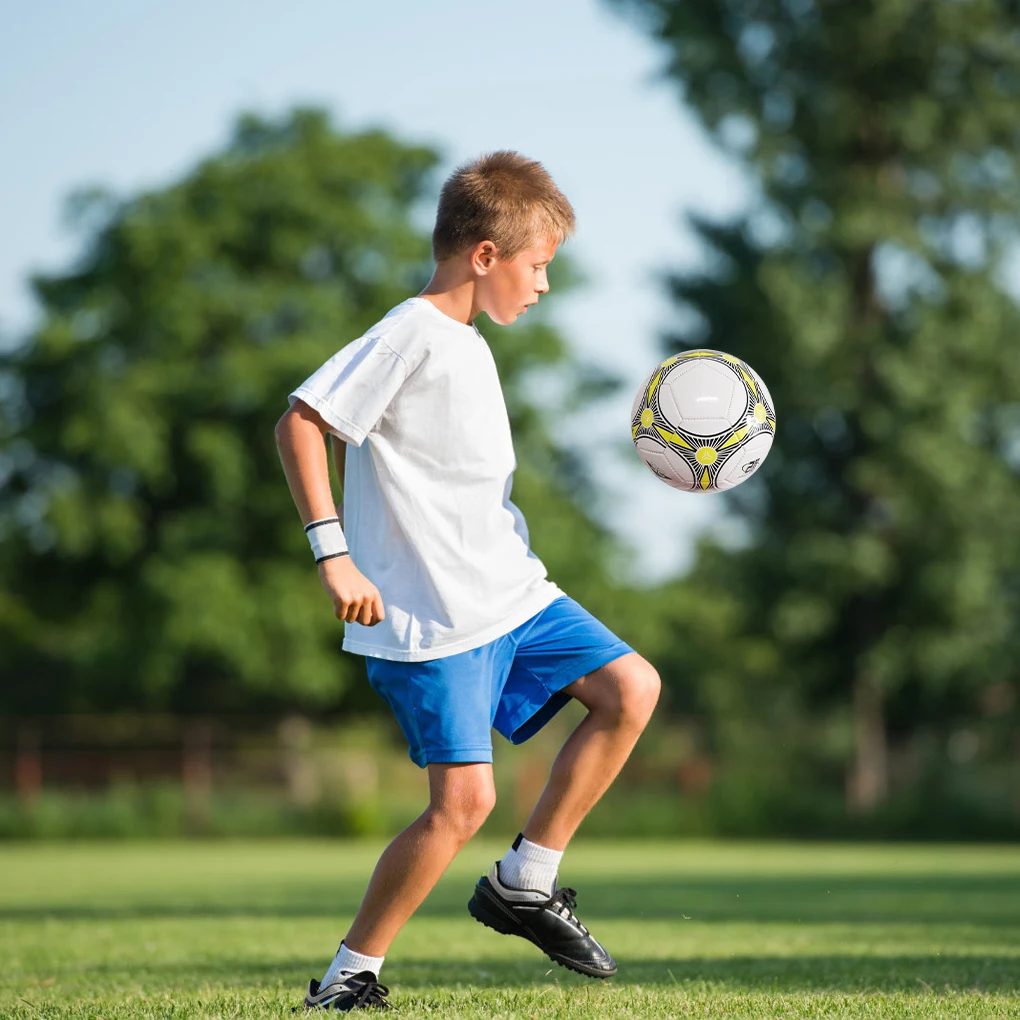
[498,833,563,896]
[321,940,385,986]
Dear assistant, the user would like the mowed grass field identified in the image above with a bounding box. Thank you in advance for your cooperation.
[2,840,1018,1018]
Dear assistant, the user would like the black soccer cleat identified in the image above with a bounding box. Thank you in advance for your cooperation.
[467,863,617,979]
[302,971,391,1011]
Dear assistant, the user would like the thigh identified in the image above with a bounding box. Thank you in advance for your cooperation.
[366,644,505,767]
[494,596,633,745]
[563,650,660,718]
[509,596,633,695]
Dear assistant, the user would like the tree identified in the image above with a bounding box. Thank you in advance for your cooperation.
[611,0,1020,820]
[0,108,628,716]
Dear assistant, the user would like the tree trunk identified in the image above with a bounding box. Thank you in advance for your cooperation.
[847,670,888,812]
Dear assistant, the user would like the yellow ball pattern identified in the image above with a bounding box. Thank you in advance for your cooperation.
[633,349,774,492]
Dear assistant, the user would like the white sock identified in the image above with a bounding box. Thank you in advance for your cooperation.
[321,941,385,987]
[498,833,563,895]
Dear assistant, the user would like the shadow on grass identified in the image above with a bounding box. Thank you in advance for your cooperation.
[5,874,1020,926]
[68,953,1020,994]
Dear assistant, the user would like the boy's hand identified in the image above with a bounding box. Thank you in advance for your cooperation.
[318,556,385,626]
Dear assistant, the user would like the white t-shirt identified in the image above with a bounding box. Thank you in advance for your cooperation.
[289,297,561,661]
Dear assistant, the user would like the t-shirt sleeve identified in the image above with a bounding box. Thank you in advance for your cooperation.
[288,335,408,446]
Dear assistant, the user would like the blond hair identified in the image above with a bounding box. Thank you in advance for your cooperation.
[432,150,575,262]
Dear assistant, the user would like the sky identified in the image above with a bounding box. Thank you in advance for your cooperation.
[1,0,753,582]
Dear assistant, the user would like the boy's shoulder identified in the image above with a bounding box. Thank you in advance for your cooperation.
[362,297,467,362]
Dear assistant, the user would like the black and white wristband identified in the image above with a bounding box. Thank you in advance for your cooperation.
[305,517,349,564]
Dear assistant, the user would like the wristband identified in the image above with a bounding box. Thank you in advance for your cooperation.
[305,517,349,564]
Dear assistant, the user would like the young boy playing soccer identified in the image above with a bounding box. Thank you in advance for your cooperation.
[275,151,660,1011]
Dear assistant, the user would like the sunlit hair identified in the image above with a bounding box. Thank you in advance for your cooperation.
[432,151,576,262]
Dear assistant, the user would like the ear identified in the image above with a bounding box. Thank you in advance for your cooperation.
[469,240,498,276]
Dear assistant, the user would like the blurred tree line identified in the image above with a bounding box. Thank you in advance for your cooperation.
[612,0,1020,833]
[0,109,627,718]
[3,0,1020,837]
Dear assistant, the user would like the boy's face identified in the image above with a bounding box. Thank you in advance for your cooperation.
[475,238,557,326]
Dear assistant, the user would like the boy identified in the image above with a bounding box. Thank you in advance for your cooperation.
[275,151,660,1011]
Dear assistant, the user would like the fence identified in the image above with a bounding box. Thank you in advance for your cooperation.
[0,707,713,839]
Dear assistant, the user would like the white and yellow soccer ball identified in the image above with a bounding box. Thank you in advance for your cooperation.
[631,350,776,493]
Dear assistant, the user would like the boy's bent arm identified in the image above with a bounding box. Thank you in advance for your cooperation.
[274,401,340,524]
[275,401,385,627]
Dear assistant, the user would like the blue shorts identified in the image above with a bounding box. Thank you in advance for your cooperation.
[365,596,632,768]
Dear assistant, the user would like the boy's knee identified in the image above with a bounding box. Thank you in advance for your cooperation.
[466,781,498,825]
[617,657,661,729]
[430,775,496,841]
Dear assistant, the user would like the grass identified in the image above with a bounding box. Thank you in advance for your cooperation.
[2,839,1019,1018]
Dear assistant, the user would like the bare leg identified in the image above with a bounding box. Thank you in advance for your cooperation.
[344,762,495,956]
[523,652,660,850]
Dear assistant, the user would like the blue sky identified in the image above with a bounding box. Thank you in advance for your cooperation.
[1,0,753,581]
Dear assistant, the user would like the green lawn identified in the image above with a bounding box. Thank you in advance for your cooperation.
[2,840,1018,1018]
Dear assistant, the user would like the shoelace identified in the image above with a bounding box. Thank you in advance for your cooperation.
[297,977,391,1013]
[544,887,589,935]
[350,978,390,1009]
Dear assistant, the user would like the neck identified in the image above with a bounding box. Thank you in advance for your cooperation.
[419,263,480,325]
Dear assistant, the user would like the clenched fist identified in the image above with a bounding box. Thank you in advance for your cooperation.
[318,556,385,626]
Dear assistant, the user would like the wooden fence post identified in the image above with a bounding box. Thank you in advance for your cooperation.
[15,723,42,804]
[182,718,213,833]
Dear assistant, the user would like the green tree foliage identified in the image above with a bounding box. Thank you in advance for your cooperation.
[612,0,1020,819]
[0,109,625,716]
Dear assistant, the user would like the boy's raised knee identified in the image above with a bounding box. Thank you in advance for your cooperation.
[618,657,661,729]
[573,653,661,731]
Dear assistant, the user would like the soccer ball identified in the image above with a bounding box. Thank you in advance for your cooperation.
[631,350,776,493]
